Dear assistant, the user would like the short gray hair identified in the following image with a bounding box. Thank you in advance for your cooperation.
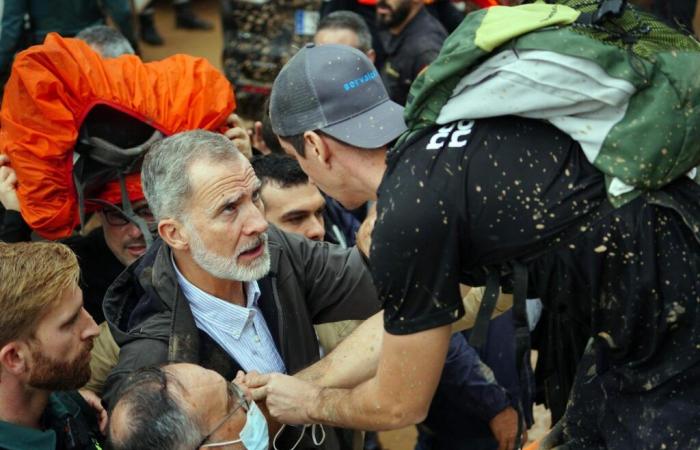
[316,11,373,53]
[142,130,243,221]
[76,25,135,58]
[107,367,203,450]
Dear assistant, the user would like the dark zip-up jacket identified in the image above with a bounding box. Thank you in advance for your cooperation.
[0,0,136,83]
[102,225,380,450]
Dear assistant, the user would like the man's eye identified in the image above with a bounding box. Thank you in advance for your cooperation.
[287,215,305,224]
[252,190,262,202]
[223,203,238,213]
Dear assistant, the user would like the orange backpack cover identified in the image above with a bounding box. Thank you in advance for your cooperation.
[0,33,235,239]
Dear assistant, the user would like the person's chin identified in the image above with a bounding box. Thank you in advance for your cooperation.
[339,196,366,211]
[123,244,147,263]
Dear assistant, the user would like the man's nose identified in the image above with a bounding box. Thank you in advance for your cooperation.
[126,221,143,238]
[242,204,269,236]
[81,308,100,340]
[305,217,325,241]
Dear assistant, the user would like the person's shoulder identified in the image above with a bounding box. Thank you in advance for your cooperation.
[267,223,336,256]
[408,8,448,42]
[46,392,103,449]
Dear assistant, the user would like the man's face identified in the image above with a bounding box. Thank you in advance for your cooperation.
[376,0,413,29]
[278,136,367,210]
[181,157,270,282]
[314,28,361,49]
[101,200,152,266]
[26,284,99,390]
[166,363,248,447]
[261,181,326,241]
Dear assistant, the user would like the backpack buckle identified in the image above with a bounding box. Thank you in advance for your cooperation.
[592,0,627,24]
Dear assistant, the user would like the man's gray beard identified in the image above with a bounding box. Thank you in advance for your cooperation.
[187,224,271,282]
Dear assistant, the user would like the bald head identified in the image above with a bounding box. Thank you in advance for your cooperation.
[108,364,249,450]
[108,366,202,450]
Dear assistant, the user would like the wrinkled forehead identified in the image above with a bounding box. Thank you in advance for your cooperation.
[186,156,259,198]
[163,365,227,411]
[164,363,224,390]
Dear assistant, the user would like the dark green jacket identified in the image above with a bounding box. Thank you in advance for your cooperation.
[0,0,135,77]
[0,391,103,450]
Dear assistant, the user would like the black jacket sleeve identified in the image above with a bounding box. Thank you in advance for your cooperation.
[270,226,381,324]
[0,209,32,242]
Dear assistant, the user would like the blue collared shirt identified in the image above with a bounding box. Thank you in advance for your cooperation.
[172,258,286,374]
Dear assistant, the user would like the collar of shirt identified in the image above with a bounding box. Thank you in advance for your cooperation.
[171,254,261,340]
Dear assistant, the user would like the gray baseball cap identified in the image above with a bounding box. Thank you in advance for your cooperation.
[270,43,406,149]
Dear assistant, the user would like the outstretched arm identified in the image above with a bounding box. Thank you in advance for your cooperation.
[295,310,384,388]
[248,323,451,431]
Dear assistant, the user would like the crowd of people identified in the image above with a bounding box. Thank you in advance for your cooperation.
[1,1,700,450]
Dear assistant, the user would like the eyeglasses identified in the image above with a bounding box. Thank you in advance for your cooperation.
[101,205,155,227]
[198,381,250,449]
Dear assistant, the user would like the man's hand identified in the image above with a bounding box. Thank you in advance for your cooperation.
[244,372,321,425]
[250,121,272,155]
[79,389,108,434]
[0,154,20,211]
[224,114,253,159]
[489,406,522,450]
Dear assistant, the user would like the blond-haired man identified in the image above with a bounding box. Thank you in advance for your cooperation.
[0,242,103,450]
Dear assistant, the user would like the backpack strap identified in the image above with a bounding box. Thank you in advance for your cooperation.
[79,129,163,169]
[512,261,532,450]
[467,269,501,350]
[118,173,154,247]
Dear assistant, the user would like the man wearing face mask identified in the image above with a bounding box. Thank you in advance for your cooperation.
[108,363,268,450]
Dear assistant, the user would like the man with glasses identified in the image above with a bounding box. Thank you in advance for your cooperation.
[107,363,266,450]
[0,167,150,325]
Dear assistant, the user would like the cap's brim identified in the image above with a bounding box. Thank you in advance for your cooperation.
[321,99,406,149]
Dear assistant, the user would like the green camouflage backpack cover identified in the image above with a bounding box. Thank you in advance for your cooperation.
[399,0,700,206]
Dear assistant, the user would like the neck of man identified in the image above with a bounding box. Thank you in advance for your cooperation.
[0,378,50,429]
[389,5,422,35]
[347,147,388,202]
[172,251,247,307]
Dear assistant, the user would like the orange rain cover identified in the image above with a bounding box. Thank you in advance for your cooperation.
[0,33,235,240]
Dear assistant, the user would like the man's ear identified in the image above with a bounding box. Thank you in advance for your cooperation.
[158,219,189,251]
[304,131,332,168]
[0,342,29,376]
[366,49,377,64]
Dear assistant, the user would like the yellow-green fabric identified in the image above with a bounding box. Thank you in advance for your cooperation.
[475,3,579,52]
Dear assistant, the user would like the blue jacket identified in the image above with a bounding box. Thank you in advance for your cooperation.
[421,311,532,449]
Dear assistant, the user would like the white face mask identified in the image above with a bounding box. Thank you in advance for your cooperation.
[272,423,326,450]
[201,401,269,450]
